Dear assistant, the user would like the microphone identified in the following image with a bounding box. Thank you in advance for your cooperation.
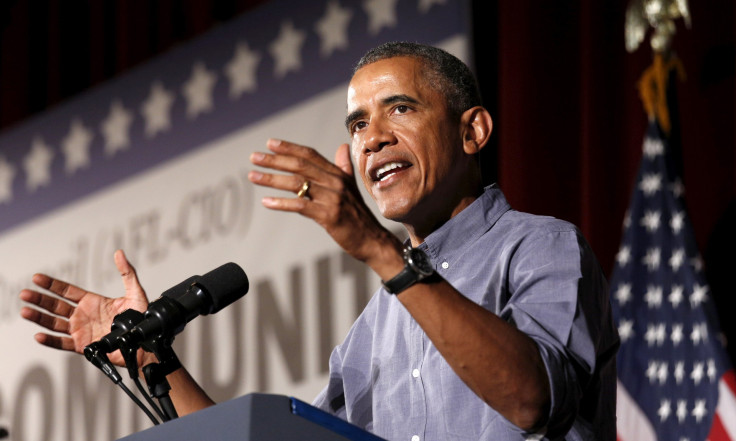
[125,262,248,348]
[83,262,248,425]
[91,262,248,354]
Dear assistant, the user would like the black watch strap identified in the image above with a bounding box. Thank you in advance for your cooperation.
[382,246,435,295]
[383,266,420,294]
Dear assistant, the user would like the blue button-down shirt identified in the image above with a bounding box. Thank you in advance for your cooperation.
[313,185,619,441]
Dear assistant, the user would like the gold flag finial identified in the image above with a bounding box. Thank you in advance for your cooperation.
[636,54,686,134]
[625,0,691,54]
[626,0,689,133]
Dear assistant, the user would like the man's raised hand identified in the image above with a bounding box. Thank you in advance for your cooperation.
[248,139,402,268]
[19,250,149,365]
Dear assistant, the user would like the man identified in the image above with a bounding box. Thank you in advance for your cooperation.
[20,42,618,440]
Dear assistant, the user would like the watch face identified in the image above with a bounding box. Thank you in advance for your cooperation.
[407,248,434,277]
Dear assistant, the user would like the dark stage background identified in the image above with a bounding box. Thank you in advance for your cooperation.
[1,0,735,359]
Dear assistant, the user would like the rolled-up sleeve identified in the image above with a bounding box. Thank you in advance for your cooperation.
[500,224,610,438]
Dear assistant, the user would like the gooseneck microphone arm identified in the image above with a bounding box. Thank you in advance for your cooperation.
[84,341,161,425]
[83,262,249,425]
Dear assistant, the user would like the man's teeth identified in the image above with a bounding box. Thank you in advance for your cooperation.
[376,162,406,181]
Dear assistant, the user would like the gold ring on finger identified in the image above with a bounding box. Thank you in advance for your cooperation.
[297,180,311,199]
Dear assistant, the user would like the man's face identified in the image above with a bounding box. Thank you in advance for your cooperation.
[346,57,470,224]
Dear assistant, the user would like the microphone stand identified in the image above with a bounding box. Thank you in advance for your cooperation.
[110,311,166,422]
[141,335,181,421]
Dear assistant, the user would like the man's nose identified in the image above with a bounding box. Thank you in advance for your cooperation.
[363,119,396,153]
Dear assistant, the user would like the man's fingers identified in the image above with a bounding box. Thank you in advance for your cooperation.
[32,273,88,303]
[33,333,77,352]
[19,289,74,317]
[253,139,343,177]
[261,194,336,221]
[20,306,70,334]
[267,138,329,162]
[261,196,311,212]
[248,170,317,195]
[250,151,321,179]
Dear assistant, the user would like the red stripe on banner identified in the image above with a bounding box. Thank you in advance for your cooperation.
[707,413,730,441]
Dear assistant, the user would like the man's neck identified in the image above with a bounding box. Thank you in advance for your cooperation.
[404,192,481,246]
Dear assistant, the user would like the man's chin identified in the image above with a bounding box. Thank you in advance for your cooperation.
[377,203,410,223]
[376,199,417,224]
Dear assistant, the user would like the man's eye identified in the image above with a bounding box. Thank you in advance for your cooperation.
[395,105,409,114]
[352,121,367,133]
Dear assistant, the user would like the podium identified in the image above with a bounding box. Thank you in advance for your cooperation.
[116,393,386,441]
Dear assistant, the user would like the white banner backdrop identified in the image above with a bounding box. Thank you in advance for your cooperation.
[0,1,470,439]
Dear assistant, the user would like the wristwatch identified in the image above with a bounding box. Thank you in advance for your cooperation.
[382,246,435,294]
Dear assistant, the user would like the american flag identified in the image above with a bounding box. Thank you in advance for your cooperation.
[611,120,736,440]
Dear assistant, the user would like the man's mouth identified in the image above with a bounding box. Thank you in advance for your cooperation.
[372,161,412,182]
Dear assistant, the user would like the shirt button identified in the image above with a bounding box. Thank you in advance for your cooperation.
[412,369,420,378]
[441,261,449,269]
[412,436,420,441]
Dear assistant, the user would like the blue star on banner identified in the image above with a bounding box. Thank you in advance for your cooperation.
[612,121,736,441]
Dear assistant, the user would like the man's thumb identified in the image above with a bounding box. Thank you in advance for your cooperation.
[335,143,354,176]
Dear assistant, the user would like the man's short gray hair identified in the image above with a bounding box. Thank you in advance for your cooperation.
[354,41,482,117]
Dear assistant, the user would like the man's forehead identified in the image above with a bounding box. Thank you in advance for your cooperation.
[347,57,426,105]
[350,56,423,83]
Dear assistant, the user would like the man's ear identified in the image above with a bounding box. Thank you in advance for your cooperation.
[460,106,493,155]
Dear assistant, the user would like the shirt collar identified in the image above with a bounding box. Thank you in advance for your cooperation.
[417,184,511,262]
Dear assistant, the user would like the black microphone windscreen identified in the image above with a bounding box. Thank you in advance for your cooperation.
[161,275,198,300]
[197,262,249,314]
